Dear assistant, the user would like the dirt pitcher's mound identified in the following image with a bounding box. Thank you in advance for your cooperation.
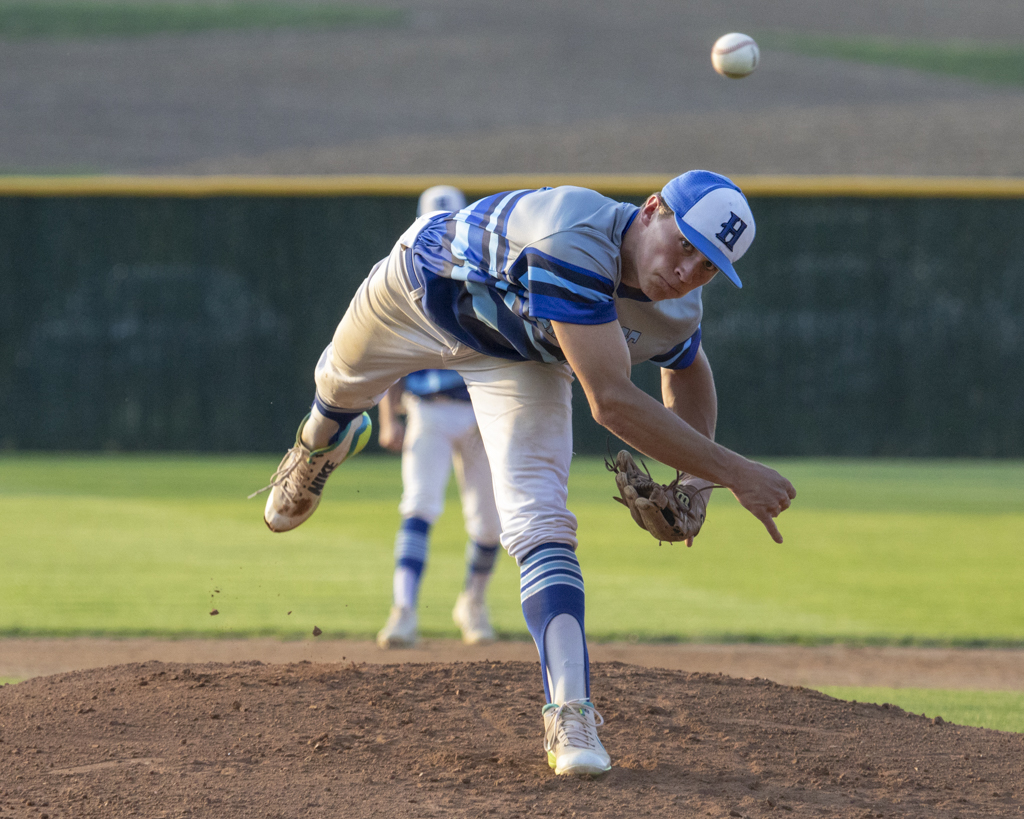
[1,661,1020,819]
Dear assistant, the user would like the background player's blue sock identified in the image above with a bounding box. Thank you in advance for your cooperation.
[393,517,430,609]
[463,540,499,601]
[519,542,589,703]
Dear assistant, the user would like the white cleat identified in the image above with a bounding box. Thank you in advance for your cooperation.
[452,591,496,645]
[250,412,372,533]
[376,606,419,649]
[542,699,612,776]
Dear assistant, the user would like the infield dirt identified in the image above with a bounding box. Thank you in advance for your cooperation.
[3,657,1023,819]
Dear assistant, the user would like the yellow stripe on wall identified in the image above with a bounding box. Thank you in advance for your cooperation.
[0,174,1023,198]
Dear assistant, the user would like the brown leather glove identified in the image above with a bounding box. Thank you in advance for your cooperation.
[608,450,714,545]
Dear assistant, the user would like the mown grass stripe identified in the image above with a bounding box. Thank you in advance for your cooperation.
[761,32,1024,88]
[0,2,404,39]
[1,455,1022,642]
[819,686,1024,734]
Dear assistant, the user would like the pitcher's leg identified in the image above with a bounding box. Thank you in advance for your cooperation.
[519,542,609,776]
[460,360,609,775]
[305,253,446,449]
[461,362,583,686]
[256,247,452,532]
[460,360,577,558]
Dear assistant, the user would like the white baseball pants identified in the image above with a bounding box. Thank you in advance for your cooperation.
[398,395,501,545]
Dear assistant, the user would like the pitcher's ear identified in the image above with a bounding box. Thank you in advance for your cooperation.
[639,194,660,223]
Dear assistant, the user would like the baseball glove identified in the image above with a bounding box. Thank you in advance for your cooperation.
[606,450,718,545]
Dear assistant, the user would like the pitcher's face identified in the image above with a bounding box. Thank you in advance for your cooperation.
[634,210,719,301]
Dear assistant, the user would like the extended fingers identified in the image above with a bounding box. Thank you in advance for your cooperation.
[762,515,784,544]
[761,494,790,543]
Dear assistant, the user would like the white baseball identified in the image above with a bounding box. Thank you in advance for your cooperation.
[711,32,760,79]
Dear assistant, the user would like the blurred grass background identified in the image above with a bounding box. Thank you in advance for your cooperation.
[3,5,1022,93]
[760,32,1024,88]
[0,2,404,39]
[1,454,1021,643]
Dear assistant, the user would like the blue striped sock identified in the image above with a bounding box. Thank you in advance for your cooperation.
[393,517,430,607]
[464,540,500,600]
[464,539,499,580]
[519,542,589,701]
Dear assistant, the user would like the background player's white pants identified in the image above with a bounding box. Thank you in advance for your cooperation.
[314,230,578,561]
[399,395,501,545]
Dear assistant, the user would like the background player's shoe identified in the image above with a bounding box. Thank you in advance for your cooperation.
[542,700,611,776]
[452,591,496,645]
[376,606,418,648]
[252,412,372,532]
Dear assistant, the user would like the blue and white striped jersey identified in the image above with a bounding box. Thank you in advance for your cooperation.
[405,186,703,370]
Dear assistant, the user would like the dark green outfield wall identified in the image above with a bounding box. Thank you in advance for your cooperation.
[615,195,1024,458]
[0,195,419,453]
[1,191,1022,456]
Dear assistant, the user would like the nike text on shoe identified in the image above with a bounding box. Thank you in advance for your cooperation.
[376,606,418,648]
[542,699,611,776]
[250,411,372,532]
[452,591,496,645]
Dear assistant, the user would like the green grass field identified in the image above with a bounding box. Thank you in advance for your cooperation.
[4,7,1020,94]
[817,687,1024,734]
[1,454,1021,643]
[0,2,404,39]
[760,32,1024,88]
[2,453,1022,731]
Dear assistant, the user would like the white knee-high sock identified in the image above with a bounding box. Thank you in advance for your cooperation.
[519,543,589,704]
[393,566,421,609]
[543,613,588,704]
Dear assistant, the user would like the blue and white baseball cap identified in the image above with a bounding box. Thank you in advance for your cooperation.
[661,171,755,288]
[417,185,467,217]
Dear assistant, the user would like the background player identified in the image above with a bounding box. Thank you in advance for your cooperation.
[374,187,504,649]
[256,171,796,776]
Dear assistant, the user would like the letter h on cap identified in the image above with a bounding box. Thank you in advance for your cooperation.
[715,212,748,251]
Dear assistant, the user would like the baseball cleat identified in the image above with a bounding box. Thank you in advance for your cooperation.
[452,591,496,645]
[542,699,611,776]
[251,411,372,532]
[376,605,418,648]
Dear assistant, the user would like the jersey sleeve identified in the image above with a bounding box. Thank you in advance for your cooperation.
[519,230,619,326]
[649,326,702,370]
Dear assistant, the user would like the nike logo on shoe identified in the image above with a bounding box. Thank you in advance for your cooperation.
[308,461,337,496]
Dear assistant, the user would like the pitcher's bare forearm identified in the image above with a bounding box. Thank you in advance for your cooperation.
[661,349,717,442]
[588,375,741,486]
[552,319,795,542]
[554,320,734,482]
